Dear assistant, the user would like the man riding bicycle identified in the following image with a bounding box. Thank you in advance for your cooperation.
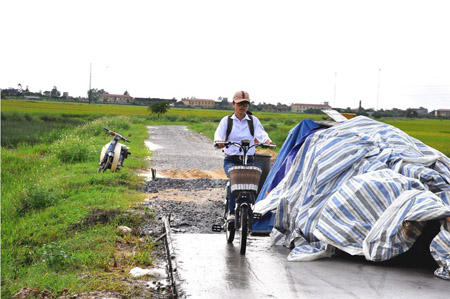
[214,90,275,223]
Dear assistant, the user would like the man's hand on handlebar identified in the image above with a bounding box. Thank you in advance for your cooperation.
[214,140,226,149]
[214,139,276,150]
[262,140,276,149]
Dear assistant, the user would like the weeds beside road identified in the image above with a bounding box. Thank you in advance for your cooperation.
[1,114,160,297]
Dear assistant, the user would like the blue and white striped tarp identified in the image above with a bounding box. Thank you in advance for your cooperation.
[254,116,450,279]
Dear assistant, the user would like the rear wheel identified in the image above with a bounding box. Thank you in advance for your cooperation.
[240,205,248,254]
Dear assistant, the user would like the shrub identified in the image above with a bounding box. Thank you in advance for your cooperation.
[1,111,25,121]
[148,101,170,118]
[40,114,60,122]
[179,115,200,123]
[52,134,97,163]
[105,116,131,131]
[24,113,35,121]
[166,114,179,122]
[76,116,132,138]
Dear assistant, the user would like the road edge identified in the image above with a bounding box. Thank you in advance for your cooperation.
[163,215,181,298]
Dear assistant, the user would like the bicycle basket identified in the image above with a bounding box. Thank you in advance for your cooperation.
[229,166,262,194]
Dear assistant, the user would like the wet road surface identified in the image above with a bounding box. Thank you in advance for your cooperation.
[145,125,449,298]
[173,234,449,299]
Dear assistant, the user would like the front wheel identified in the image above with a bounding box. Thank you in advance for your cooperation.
[240,205,248,254]
[226,221,235,243]
[98,155,113,173]
[225,189,235,243]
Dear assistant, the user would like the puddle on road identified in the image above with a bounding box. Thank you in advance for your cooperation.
[139,139,165,180]
[136,170,165,181]
[145,140,163,151]
[173,234,449,299]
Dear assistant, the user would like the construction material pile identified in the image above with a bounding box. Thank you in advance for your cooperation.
[255,116,450,280]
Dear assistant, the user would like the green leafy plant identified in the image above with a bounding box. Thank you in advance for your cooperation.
[41,242,75,270]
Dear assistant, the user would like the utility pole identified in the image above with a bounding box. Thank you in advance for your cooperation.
[333,71,337,107]
[376,68,381,110]
[88,63,92,105]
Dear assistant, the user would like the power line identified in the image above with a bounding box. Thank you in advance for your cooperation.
[392,94,450,97]
[376,68,381,110]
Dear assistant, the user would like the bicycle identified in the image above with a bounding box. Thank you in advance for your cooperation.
[212,139,276,254]
[98,128,131,173]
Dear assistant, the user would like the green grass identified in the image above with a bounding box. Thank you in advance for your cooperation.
[1,114,154,297]
[1,111,91,148]
[1,99,148,116]
[3,100,449,156]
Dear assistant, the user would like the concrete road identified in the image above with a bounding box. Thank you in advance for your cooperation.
[146,125,224,171]
[172,233,449,299]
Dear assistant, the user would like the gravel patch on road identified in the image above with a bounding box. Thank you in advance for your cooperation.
[141,178,227,233]
[142,125,228,234]
[145,198,224,233]
[141,178,227,193]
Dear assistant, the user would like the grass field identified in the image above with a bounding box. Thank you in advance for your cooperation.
[1,98,449,296]
[1,110,156,296]
[1,99,327,151]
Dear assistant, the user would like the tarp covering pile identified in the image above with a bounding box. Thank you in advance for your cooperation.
[252,119,323,232]
[254,116,450,279]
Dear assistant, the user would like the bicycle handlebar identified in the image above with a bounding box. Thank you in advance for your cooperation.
[215,140,275,166]
[103,128,131,143]
[214,140,276,150]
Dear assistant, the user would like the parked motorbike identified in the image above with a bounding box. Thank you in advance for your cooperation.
[98,128,131,173]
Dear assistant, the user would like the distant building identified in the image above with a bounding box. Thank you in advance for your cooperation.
[182,98,215,108]
[411,107,428,115]
[24,95,40,100]
[435,109,450,118]
[291,102,331,113]
[99,93,134,104]
[351,101,366,115]
[1,88,21,97]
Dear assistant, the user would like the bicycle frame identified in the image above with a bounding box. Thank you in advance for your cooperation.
[212,139,275,254]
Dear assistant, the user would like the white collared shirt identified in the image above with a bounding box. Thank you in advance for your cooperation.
[214,113,271,156]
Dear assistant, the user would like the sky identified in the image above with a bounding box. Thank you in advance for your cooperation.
[1,0,449,111]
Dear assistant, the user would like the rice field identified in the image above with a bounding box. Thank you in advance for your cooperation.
[2,99,450,156]
[383,119,450,157]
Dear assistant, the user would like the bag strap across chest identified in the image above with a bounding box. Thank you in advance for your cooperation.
[225,113,254,141]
